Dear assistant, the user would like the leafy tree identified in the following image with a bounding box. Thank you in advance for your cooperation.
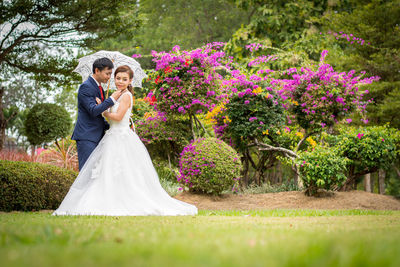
[0,0,141,84]
[24,103,72,147]
[232,0,329,46]
[318,0,400,128]
[0,0,142,150]
[97,0,250,68]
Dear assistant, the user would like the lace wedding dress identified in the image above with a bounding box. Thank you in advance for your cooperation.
[53,91,197,216]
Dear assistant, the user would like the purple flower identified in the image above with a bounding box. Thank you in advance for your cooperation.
[249,117,258,122]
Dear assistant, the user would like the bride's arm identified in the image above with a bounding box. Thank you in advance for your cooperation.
[103,94,131,121]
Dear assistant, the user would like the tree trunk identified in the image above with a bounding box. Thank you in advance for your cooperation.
[241,155,249,187]
[364,173,372,192]
[378,169,386,195]
[293,165,302,188]
[394,166,400,179]
[276,161,283,184]
[189,114,196,140]
[0,87,5,150]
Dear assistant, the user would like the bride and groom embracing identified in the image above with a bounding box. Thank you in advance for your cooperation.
[52,58,197,216]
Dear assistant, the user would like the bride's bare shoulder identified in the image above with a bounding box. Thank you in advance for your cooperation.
[121,92,131,101]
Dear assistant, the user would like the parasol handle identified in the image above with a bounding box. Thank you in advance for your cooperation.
[106,79,111,98]
[106,59,115,98]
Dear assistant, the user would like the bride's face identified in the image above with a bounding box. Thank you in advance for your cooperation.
[115,72,132,90]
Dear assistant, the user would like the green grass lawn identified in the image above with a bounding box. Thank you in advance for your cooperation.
[1,210,400,267]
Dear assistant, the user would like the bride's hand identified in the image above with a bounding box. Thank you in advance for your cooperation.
[96,97,102,105]
[102,110,110,118]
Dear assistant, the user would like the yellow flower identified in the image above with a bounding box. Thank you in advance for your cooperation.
[223,116,231,123]
[276,130,281,135]
[262,129,269,135]
[205,103,227,125]
[265,93,270,99]
[306,137,317,147]
[296,132,304,138]
[252,86,262,94]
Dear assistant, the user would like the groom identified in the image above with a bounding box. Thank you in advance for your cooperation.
[72,58,125,170]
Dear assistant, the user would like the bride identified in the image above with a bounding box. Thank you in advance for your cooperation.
[53,65,198,216]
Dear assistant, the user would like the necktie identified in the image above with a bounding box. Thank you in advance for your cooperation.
[99,85,104,101]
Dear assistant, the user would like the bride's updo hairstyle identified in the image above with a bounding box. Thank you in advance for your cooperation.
[114,65,134,95]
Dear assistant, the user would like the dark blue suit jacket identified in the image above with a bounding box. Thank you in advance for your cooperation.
[71,76,115,143]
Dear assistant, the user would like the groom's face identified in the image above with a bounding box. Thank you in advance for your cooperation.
[95,67,113,83]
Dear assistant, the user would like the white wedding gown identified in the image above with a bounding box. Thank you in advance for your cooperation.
[53,91,197,216]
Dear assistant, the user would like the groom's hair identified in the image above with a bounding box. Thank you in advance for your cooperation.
[92,58,114,73]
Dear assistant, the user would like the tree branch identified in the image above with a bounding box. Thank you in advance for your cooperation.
[193,114,207,136]
[251,138,298,158]
[245,149,257,170]
[0,16,28,49]
[295,131,316,152]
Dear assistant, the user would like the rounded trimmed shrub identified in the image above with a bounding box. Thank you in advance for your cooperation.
[178,137,242,195]
[0,160,77,211]
[296,145,348,196]
[24,103,72,145]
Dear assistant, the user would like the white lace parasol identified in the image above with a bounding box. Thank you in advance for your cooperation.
[73,50,148,92]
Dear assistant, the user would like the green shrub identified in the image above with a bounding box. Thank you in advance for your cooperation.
[136,113,191,163]
[0,160,77,211]
[24,103,72,146]
[296,145,348,196]
[225,91,285,151]
[334,125,399,172]
[178,137,242,195]
[153,160,179,183]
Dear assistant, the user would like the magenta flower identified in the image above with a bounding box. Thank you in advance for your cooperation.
[249,117,258,122]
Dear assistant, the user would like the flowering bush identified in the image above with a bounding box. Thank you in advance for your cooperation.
[224,88,285,151]
[271,50,378,131]
[149,43,229,117]
[177,137,242,195]
[140,42,384,192]
[296,145,348,196]
[130,97,155,122]
[135,112,191,162]
[272,125,318,151]
[206,67,285,147]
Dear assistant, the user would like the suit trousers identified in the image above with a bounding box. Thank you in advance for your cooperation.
[76,140,98,171]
